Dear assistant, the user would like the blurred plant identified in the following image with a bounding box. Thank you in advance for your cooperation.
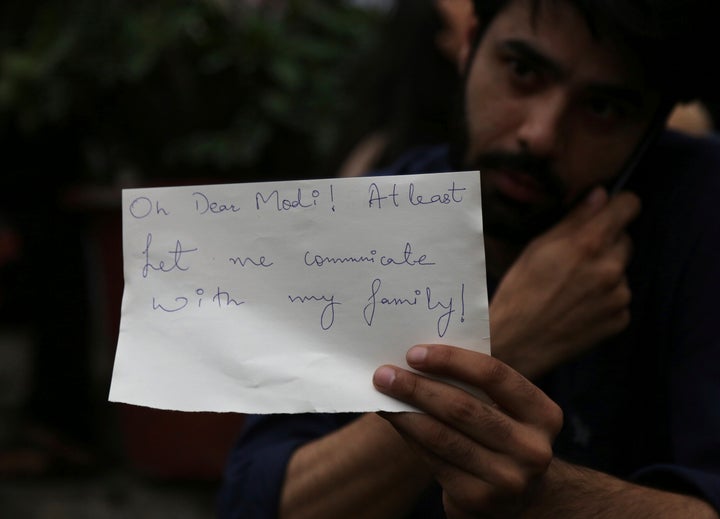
[0,0,382,184]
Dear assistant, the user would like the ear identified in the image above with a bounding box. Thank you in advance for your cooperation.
[457,15,479,75]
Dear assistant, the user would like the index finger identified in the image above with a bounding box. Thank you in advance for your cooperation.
[582,191,641,244]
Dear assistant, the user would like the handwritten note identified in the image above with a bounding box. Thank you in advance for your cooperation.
[109,171,490,413]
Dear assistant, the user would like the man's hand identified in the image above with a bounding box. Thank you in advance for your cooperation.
[373,344,563,518]
[490,187,641,379]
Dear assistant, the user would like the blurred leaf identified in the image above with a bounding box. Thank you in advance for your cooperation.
[1,0,384,181]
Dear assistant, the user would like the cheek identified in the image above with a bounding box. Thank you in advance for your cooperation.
[561,137,639,200]
[464,50,526,156]
[465,84,522,154]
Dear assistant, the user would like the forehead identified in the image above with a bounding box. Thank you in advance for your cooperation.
[481,0,648,88]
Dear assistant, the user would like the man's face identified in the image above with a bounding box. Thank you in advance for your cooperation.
[462,0,661,242]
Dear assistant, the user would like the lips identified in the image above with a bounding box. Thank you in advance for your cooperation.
[489,169,550,204]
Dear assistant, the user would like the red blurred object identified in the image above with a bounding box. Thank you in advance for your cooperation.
[116,404,244,480]
[0,226,22,266]
[67,181,245,480]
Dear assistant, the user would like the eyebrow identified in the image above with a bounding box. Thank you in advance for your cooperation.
[586,84,645,109]
[499,39,567,79]
[499,39,647,109]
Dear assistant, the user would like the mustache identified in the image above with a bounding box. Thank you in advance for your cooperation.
[475,151,565,197]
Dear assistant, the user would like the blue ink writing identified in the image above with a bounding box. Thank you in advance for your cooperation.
[193,191,241,215]
[256,188,320,211]
[130,196,169,218]
[152,296,188,313]
[408,181,466,206]
[425,286,454,338]
[288,294,340,330]
[303,242,433,268]
[229,255,274,267]
[211,287,245,308]
[152,286,244,312]
[142,233,198,279]
[363,279,462,337]
[304,250,377,267]
[368,183,399,209]
[379,242,435,267]
[363,279,419,327]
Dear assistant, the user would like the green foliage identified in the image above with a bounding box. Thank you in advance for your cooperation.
[0,0,383,183]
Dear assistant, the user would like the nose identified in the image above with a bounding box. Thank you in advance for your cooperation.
[516,91,566,157]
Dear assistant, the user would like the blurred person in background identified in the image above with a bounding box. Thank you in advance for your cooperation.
[335,0,473,178]
[667,102,715,136]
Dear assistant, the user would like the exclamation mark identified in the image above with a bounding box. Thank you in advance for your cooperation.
[330,184,335,212]
[460,283,465,323]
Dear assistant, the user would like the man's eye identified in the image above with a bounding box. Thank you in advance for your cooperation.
[510,59,531,77]
[587,97,626,120]
[507,58,539,87]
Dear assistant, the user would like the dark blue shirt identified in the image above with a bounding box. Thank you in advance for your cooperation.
[217,131,720,517]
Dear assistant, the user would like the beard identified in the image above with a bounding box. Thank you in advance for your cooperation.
[448,97,575,246]
[469,150,569,246]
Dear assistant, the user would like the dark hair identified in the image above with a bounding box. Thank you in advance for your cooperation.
[330,0,465,171]
[471,0,719,102]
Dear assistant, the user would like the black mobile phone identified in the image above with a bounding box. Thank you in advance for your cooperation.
[608,99,674,194]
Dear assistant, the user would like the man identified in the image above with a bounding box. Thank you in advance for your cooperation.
[218,0,720,517]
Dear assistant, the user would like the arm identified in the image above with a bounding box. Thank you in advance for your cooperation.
[374,344,718,518]
[279,192,637,518]
[490,188,640,379]
[218,412,433,519]
[280,412,433,519]
[527,459,718,519]
[221,190,636,519]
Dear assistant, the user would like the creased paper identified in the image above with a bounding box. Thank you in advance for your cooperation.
[109,171,489,413]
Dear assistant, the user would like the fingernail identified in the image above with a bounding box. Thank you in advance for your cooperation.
[373,366,396,388]
[406,346,428,365]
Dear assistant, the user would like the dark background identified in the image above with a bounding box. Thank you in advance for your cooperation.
[0,1,386,516]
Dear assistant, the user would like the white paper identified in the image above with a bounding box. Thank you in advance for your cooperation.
[109,171,490,413]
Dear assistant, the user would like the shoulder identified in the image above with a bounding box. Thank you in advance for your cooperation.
[627,130,720,349]
[636,130,720,187]
[631,130,720,223]
[626,130,720,318]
